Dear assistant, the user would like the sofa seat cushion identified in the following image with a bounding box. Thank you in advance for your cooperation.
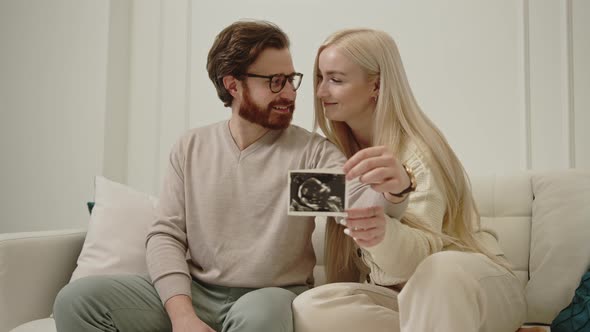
[9,318,55,332]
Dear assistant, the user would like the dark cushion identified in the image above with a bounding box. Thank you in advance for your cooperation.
[551,270,590,331]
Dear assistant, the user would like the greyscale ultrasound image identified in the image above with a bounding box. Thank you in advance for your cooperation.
[288,170,346,216]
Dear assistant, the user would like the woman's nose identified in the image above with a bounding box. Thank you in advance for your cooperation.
[316,81,328,98]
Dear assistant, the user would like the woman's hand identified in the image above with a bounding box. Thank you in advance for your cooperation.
[342,206,386,248]
[343,146,410,198]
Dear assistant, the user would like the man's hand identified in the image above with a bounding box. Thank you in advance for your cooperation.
[165,295,216,332]
[171,314,216,332]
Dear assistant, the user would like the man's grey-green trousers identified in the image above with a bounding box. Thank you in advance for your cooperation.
[53,275,308,332]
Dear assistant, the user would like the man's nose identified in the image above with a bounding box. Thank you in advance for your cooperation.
[279,83,296,100]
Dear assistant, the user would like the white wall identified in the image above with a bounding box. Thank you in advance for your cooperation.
[0,0,129,233]
[126,0,191,195]
[128,0,590,196]
[190,0,527,174]
[573,0,590,168]
[103,0,131,185]
[1,0,588,232]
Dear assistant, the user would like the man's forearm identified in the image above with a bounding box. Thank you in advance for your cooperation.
[165,295,216,331]
[165,294,197,322]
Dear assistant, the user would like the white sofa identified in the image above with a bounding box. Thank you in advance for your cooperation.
[1,170,588,332]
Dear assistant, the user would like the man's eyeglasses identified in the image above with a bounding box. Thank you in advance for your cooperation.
[243,72,303,93]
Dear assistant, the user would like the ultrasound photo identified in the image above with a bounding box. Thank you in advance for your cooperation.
[288,169,347,217]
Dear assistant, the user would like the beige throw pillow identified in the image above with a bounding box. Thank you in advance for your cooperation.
[526,169,590,324]
[70,176,158,281]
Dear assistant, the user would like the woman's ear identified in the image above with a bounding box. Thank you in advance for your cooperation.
[373,76,380,93]
[372,76,380,98]
[223,75,239,98]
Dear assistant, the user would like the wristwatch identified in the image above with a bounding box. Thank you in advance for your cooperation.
[390,163,417,198]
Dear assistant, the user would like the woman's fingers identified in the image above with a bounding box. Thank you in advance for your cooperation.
[343,147,406,194]
[359,167,395,185]
[345,154,393,181]
[343,146,388,174]
[344,206,386,247]
[344,226,382,240]
[346,206,383,220]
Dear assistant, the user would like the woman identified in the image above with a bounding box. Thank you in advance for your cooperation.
[292,28,535,332]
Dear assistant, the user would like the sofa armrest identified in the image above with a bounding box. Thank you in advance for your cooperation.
[0,229,86,332]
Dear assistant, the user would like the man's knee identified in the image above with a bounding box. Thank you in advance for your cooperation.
[54,276,102,314]
[225,287,297,332]
[53,276,122,322]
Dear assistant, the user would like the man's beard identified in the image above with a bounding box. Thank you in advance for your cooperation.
[238,85,294,130]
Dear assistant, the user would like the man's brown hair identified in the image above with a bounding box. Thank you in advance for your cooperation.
[207,20,290,107]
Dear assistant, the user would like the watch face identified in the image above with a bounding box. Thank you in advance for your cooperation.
[410,174,417,190]
[389,164,417,197]
[404,164,417,192]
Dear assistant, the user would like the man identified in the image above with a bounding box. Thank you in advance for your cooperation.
[54,20,402,332]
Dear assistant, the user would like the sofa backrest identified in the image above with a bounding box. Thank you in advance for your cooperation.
[471,173,533,288]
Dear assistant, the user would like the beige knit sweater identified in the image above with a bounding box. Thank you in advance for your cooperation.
[361,141,504,286]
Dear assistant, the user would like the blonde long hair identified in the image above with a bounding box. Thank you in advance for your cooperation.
[314,29,510,283]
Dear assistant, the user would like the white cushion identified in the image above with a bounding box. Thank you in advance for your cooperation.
[70,176,158,281]
[9,318,55,332]
[525,169,590,324]
[313,216,327,286]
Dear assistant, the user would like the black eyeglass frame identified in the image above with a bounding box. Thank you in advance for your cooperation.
[242,72,303,93]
